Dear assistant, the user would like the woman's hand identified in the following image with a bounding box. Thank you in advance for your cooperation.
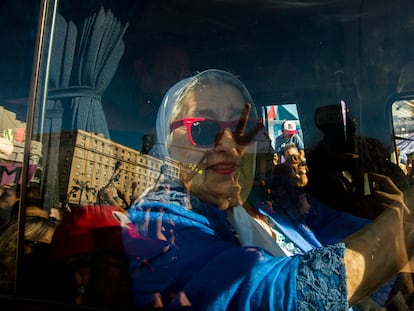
[343,173,414,305]
[356,172,410,219]
[368,172,410,215]
[233,103,264,146]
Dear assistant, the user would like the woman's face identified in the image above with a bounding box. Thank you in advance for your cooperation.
[169,83,253,204]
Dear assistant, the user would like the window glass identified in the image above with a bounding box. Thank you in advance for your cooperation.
[1,0,414,309]
[263,104,305,162]
[0,0,41,297]
[392,99,414,180]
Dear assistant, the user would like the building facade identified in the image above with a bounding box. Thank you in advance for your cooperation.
[58,129,181,208]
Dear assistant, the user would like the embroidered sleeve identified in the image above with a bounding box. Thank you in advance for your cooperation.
[296,243,349,311]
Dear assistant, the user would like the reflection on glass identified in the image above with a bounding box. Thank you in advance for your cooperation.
[392,100,414,179]
[0,107,41,229]
[262,103,305,164]
[1,0,413,308]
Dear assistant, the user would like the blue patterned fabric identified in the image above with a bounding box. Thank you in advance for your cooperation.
[127,182,349,310]
[260,206,323,254]
[257,190,394,309]
[296,245,348,311]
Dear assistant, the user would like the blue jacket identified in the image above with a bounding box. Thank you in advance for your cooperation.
[127,182,348,310]
[255,186,393,309]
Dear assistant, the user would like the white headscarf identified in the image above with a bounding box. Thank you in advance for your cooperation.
[151,69,257,160]
[150,77,191,159]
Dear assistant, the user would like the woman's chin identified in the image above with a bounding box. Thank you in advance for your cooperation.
[205,180,240,198]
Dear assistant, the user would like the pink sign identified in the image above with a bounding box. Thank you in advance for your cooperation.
[0,162,37,185]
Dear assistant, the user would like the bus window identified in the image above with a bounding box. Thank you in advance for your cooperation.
[393,99,414,180]
[0,0,414,309]
[263,103,305,164]
[0,0,41,300]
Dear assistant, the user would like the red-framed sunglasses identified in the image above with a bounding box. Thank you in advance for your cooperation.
[170,117,263,147]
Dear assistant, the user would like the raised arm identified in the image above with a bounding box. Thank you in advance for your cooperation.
[343,173,414,305]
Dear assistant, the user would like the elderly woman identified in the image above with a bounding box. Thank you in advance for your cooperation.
[128,69,414,310]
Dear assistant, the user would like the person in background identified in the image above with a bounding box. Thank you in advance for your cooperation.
[0,182,61,229]
[0,216,58,297]
[49,204,168,310]
[273,120,305,164]
[126,69,414,310]
[282,143,309,187]
[251,143,411,309]
[246,144,371,256]
[397,147,408,175]
[0,183,19,228]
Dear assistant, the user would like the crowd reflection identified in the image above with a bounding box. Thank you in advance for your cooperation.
[0,70,413,310]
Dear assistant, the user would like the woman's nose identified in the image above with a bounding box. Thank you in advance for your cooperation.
[214,128,237,151]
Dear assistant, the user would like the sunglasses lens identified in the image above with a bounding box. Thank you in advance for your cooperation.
[191,120,221,146]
